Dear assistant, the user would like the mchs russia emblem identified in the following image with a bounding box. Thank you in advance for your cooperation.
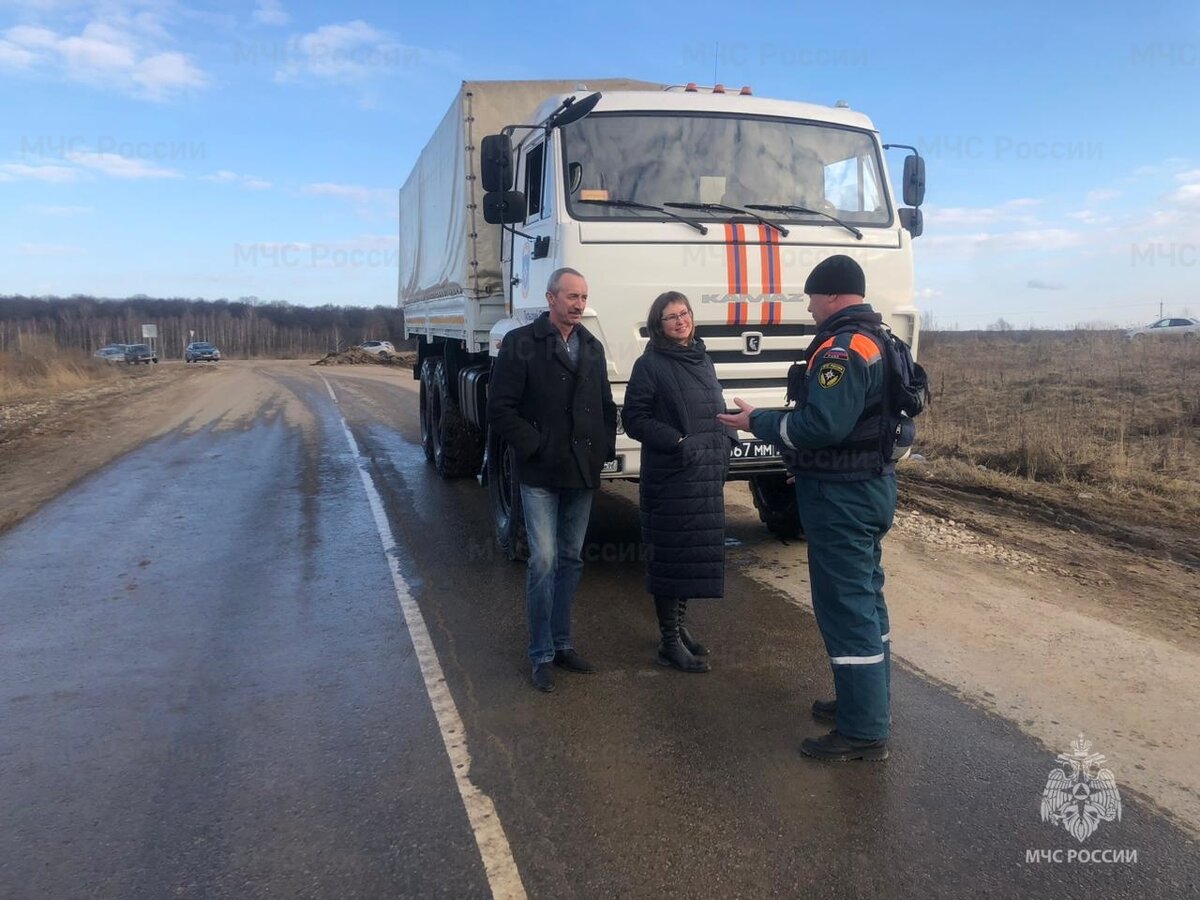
[1040,733,1122,842]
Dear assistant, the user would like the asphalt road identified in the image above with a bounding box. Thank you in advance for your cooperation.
[2,364,1196,899]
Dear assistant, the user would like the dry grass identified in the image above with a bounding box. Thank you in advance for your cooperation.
[913,330,1200,523]
[0,336,120,402]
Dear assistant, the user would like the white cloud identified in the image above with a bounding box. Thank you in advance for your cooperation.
[0,39,39,68]
[1067,210,1113,225]
[57,21,136,70]
[0,162,80,182]
[6,26,58,50]
[924,228,1084,253]
[1085,188,1120,204]
[254,0,290,26]
[1027,279,1068,291]
[302,181,390,205]
[204,170,273,190]
[18,242,82,257]
[275,20,391,83]
[132,51,207,99]
[1130,158,1192,179]
[66,150,180,178]
[272,20,453,87]
[928,198,1043,227]
[2,18,207,101]
[29,204,94,216]
[1163,170,1200,210]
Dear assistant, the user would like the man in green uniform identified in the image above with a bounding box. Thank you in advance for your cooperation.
[718,255,895,761]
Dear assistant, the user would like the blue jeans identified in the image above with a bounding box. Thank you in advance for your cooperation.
[520,485,594,665]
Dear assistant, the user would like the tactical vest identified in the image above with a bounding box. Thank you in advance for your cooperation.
[786,309,895,482]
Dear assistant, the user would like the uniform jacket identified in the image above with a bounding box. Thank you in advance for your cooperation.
[487,312,617,490]
[749,304,890,482]
[623,336,734,599]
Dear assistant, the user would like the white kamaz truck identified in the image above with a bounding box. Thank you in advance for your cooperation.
[400,78,925,558]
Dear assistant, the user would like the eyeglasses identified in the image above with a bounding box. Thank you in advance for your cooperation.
[661,309,693,324]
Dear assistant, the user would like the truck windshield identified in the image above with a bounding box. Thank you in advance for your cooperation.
[561,113,891,227]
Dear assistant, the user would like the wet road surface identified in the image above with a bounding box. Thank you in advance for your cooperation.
[1,363,1197,899]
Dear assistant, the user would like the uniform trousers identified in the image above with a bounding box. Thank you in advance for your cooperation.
[795,475,897,740]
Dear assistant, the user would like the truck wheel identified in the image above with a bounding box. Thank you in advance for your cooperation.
[430,358,483,478]
[748,472,803,540]
[419,359,436,462]
[487,431,528,561]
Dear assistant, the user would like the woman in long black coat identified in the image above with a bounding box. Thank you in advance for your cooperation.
[623,291,734,673]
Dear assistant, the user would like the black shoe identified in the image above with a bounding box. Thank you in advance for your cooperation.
[811,698,837,723]
[531,663,556,693]
[553,648,596,674]
[656,640,710,673]
[800,729,888,761]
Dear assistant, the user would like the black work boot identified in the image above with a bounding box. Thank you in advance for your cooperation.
[654,596,709,673]
[677,599,709,657]
[800,729,889,761]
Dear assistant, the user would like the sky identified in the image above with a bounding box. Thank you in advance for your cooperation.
[1,0,1197,328]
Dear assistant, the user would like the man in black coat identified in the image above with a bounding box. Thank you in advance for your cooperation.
[487,268,618,693]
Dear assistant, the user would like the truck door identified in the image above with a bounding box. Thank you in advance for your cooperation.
[514,137,556,318]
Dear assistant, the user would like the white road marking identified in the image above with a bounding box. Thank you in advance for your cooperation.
[320,376,527,900]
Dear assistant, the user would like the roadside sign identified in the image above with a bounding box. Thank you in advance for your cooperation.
[142,324,158,339]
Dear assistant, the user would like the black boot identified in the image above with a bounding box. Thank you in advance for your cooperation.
[654,596,709,673]
[677,599,709,657]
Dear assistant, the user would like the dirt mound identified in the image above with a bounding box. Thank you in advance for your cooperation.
[312,348,415,367]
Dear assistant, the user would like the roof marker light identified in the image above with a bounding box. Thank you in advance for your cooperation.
[713,83,726,94]
[685,82,698,92]
[740,85,753,95]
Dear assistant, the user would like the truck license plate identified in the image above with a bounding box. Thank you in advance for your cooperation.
[731,440,781,460]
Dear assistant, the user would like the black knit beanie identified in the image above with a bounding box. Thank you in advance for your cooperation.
[803,254,866,296]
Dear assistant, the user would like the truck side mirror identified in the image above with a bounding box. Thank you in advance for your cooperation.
[902,154,925,207]
[483,190,527,224]
[481,134,514,192]
[899,207,923,238]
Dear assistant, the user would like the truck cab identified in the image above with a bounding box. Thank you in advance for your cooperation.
[402,80,925,557]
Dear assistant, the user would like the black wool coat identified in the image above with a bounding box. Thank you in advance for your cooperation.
[487,312,617,490]
[623,337,734,599]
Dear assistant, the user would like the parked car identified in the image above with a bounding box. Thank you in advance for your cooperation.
[94,346,126,362]
[185,341,222,363]
[1125,317,1200,340]
[124,343,158,364]
[359,340,395,359]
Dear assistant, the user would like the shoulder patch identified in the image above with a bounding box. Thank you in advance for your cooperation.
[849,333,882,364]
[822,346,849,361]
[817,362,846,388]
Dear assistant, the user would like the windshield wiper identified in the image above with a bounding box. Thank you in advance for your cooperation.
[662,201,789,237]
[577,198,708,234]
[746,203,863,240]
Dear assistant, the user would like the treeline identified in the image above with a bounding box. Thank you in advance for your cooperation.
[0,295,410,358]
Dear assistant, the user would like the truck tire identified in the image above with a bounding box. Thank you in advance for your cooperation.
[419,358,436,462]
[748,472,803,540]
[487,431,529,561]
[430,358,483,478]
